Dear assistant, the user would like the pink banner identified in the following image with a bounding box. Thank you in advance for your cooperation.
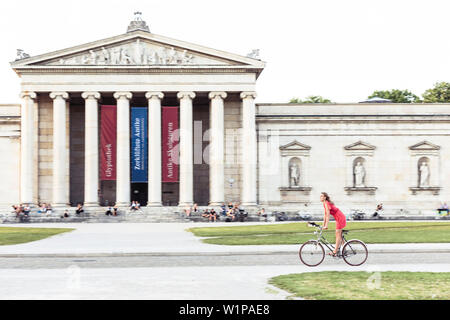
[162,107,179,182]
[100,105,117,181]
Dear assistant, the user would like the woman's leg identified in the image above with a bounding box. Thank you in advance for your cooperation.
[334,229,343,253]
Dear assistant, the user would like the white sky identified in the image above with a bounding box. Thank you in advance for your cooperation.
[1,0,450,104]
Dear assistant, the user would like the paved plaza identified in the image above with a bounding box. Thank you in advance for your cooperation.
[0,222,448,299]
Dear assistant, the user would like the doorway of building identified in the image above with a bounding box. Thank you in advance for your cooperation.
[131,183,148,206]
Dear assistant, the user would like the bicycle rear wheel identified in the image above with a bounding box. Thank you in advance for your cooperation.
[299,241,325,267]
[342,240,368,266]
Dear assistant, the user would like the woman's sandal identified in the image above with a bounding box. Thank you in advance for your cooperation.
[328,252,338,257]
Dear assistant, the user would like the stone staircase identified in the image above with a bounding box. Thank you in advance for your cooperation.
[3,206,445,224]
[0,205,269,224]
[0,206,187,224]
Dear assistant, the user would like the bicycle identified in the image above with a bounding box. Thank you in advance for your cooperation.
[299,222,368,267]
[350,209,366,220]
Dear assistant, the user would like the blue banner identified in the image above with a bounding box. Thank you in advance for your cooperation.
[131,107,148,183]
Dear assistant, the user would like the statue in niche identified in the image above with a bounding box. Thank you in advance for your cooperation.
[289,163,300,187]
[419,162,430,187]
[354,161,366,188]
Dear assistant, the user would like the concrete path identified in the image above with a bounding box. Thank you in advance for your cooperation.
[0,222,449,256]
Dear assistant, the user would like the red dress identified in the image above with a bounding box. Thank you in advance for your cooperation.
[324,201,347,230]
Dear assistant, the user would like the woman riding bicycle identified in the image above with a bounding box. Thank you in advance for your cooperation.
[320,192,347,257]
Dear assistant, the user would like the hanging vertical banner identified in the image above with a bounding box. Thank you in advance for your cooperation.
[162,106,179,182]
[131,107,148,183]
[100,105,117,181]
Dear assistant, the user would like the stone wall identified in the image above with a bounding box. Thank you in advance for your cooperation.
[256,103,450,215]
[69,101,85,205]
[37,94,70,205]
[224,93,242,204]
[193,101,210,206]
[0,105,20,206]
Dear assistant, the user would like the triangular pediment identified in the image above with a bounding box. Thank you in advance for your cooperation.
[11,30,265,72]
[409,141,440,151]
[280,140,311,151]
[344,141,376,151]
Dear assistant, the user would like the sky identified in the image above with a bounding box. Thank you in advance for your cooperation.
[1,0,450,104]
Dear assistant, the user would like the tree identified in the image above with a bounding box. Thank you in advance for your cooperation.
[289,95,332,104]
[367,89,420,103]
[422,82,450,103]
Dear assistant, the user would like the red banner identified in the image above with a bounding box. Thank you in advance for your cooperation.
[162,107,179,182]
[100,105,117,181]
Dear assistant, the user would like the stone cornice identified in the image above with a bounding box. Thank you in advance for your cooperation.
[13,66,261,76]
[10,31,265,72]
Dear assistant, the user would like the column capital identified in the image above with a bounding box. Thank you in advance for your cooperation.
[145,91,164,100]
[240,91,257,100]
[177,91,196,100]
[20,91,37,100]
[82,91,101,100]
[208,91,227,100]
[114,91,133,100]
[49,91,69,100]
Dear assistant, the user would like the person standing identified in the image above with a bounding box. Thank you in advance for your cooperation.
[320,192,347,256]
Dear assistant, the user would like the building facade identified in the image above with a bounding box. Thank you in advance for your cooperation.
[1,17,449,216]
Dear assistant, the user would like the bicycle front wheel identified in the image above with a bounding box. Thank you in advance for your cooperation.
[342,240,368,266]
[299,241,325,267]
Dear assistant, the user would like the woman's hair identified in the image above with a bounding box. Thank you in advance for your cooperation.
[321,192,334,205]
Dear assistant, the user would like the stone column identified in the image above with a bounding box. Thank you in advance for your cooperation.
[20,91,37,205]
[146,91,164,206]
[50,91,69,206]
[82,91,101,206]
[114,91,133,207]
[240,91,258,206]
[177,91,196,207]
[208,91,227,205]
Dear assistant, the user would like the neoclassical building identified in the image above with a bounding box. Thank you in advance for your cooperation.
[1,15,450,216]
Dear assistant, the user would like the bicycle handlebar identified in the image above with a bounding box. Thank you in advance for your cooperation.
[308,222,321,228]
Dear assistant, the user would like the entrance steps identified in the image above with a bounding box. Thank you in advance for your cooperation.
[0,206,260,224]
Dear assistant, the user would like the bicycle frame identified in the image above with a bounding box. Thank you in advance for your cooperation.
[312,226,347,253]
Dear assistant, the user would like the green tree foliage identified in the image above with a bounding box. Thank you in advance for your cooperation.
[368,89,420,103]
[289,95,332,104]
[422,82,450,103]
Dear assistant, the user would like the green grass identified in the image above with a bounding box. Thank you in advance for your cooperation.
[187,221,450,245]
[269,271,450,300]
[0,227,74,246]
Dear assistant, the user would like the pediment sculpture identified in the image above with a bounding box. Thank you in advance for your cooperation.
[51,40,198,66]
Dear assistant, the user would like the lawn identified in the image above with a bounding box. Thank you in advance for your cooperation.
[187,221,450,245]
[269,271,450,300]
[0,227,74,245]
